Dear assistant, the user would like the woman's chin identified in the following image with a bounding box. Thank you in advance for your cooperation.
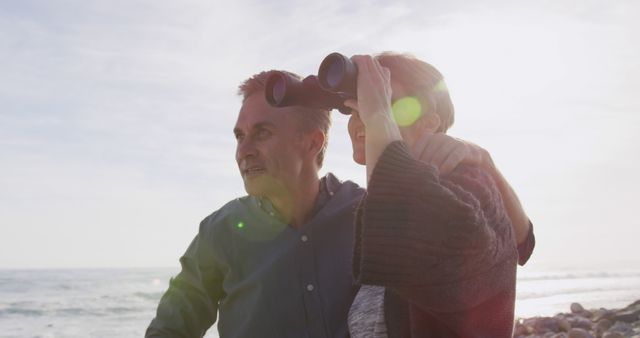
[353,152,366,165]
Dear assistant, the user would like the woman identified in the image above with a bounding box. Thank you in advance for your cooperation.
[344,52,534,337]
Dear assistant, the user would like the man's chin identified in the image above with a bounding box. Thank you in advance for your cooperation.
[243,177,269,197]
[243,176,287,200]
[244,183,263,197]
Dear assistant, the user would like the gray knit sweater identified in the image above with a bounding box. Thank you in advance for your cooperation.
[352,141,519,338]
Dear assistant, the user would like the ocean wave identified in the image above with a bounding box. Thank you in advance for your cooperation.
[518,271,640,281]
[133,291,164,301]
[105,306,141,314]
[55,307,105,317]
[0,307,45,317]
[0,305,145,318]
[517,284,639,300]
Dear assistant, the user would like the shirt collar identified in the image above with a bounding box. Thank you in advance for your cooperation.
[256,173,340,223]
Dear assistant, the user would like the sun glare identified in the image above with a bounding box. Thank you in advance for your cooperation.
[392,96,422,127]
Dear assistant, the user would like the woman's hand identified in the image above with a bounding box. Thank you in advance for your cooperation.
[343,55,394,127]
[343,55,402,182]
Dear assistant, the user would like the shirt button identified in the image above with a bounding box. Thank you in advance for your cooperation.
[301,235,308,242]
[329,191,334,196]
[269,211,275,216]
[306,284,314,291]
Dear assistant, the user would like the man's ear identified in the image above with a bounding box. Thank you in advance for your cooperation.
[306,129,326,161]
[419,113,441,133]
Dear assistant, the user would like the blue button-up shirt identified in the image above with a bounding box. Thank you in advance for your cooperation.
[147,174,365,338]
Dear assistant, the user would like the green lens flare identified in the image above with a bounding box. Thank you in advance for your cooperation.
[392,97,422,127]
[433,80,448,92]
[237,222,245,229]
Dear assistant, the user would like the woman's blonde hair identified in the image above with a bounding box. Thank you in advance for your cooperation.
[376,52,455,133]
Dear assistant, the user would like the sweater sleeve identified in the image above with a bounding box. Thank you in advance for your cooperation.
[353,141,518,313]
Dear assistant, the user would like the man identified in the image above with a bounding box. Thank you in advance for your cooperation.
[146,69,533,338]
[146,70,364,338]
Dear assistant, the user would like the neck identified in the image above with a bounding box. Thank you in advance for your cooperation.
[269,171,321,229]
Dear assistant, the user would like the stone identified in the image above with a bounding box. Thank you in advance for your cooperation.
[612,309,640,323]
[558,318,573,332]
[595,319,614,337]
[592,309,611,322]
[553,333,569,338]
[572,303,586,313]
[609,321,633,335]
[596,319,613,331]
[513,323,527,337]
[602,332,624,338]
[522,317,560,334]
[569,317,594,330]
[568,328,595,338]
[525,325,536,335]
[536,317,561,333]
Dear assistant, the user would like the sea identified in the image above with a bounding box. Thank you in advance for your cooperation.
[1,266,639,338]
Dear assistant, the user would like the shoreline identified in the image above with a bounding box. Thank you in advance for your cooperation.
[514,299,640,338]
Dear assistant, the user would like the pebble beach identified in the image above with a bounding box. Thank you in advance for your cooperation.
[514,300,640,338]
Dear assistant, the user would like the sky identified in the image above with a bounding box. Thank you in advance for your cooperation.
[1,0,639,270]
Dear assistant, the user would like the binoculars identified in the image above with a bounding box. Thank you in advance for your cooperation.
[265,53,357,114]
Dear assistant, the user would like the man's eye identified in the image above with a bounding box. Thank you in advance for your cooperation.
[235,133,244,142]
[257,129,271,138]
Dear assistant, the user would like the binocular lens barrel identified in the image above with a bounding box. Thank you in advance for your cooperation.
[263,53,357,114]
[318,52,357,95]
[265,72,293,106]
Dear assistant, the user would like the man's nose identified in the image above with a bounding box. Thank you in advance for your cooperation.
[236,138,258,162]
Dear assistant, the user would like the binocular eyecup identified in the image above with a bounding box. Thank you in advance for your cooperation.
[265,53,358,115]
